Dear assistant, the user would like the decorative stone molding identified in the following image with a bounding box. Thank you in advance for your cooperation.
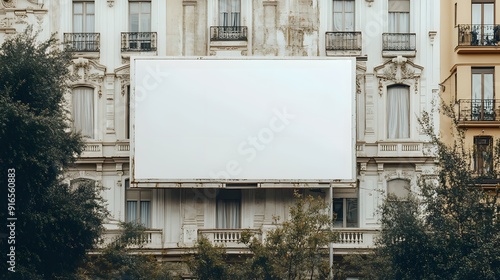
[374,56,423,95]
[428,31,437,44]
[107,0,114,8]
[70,58,106,97]
[115,64,130,96]
[1,0,16,8]
[355,62,366,95]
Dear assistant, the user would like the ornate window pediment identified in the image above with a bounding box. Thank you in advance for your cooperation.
[375,56,423,95]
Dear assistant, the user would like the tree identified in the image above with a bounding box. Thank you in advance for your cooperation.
[358,108,500,280]
[76,222,179,280]
[0,28,108,279]
[189,191,337,280]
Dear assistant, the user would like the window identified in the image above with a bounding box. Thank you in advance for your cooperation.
[128,1,152,50]
[333,0,354,31]
[472,0,494,45]
[474,136,493,175]
[387,85,410,139]
[387,179,410,200]
[125,179,152,228]
[71,1,96,51]
[388,0,410,33]
[129,1,151,32]
[219,0,241,27]
[73,1,95,33]
[333,198,358,228]
[216,189,241,229]
[72,87,94,139]
[472,68,494,121]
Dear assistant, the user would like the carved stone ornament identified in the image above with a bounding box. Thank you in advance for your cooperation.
[374,56,423,95]
[1,0,16,8]
[107,0,114,7]
[114,64,130,96]
[71,58,106,97]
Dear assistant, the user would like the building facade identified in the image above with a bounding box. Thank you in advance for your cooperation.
[441,0,500,185]
[0,0,439,259]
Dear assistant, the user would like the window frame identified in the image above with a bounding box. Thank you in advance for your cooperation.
[471,67,495,121]
[125,179,152,228]
[333,197,358,228]
[129,1,152,32]
[218,0,241,27]
[387,84,411,139]
[332,0,355,32]
[388,0,410,33]
[72,86,95,139]
[387,179,411,201]
[474,136,493,175]
[216,189,241,229]
[72,1,95,33]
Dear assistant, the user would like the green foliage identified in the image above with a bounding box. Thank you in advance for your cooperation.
[188,236,241,280]
[352,109,500,280]
[0,28,107,279]
[77,223,179,280]
[189,191,337,280]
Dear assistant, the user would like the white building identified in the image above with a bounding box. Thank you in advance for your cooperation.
[0,0,439,259]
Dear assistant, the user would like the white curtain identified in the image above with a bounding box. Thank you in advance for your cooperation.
[126,201,138,223]
[387,85,410,139]
[219,0,241,26]
[73,87,94,138]
[73,2,94,32]
[388,12,409,33]
[129,2,151,32]
[216,200,240,228]
[333,0,354,31]
[140,201,151,228]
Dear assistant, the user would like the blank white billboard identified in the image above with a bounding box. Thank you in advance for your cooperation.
[131,58,355,183]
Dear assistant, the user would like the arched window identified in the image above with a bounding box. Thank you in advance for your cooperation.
[387,85,410,139]
[387,179,410,200]
[72,87,94,138]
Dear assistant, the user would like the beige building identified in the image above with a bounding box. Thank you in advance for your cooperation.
[441,0,500,182]
[1,0,440,266]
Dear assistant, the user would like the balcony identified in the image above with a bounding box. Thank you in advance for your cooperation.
[382,33,416,57]
[121,32,157,52]
[332,229,378,252]
[457,99,500,127]
[325,31,362,56]
[198,229,260,249]
[101,229,163,249]
[198,228,377,253]
[64,33,100,52]
[457,24,500,53]
[210,26,248,41]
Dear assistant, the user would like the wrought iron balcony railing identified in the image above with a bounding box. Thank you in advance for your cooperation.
[210,26,248,41]
[458,99,500,121]
[121,32,157,52]
[325,31,362,51]
[382,33,416,51]
[458,24,500,46]
[64,33,100,52]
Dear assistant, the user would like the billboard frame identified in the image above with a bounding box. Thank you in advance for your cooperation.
[130,56,357,188]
